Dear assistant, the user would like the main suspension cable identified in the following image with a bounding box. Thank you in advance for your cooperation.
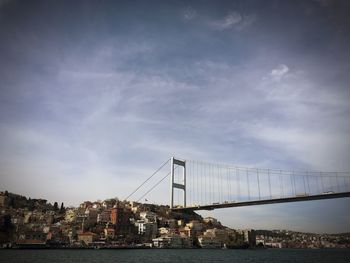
[124,158,170,201]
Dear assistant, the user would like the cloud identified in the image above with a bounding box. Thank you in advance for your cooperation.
[270,64,290,80]
[210,11,256,31]
[183,6,197,21]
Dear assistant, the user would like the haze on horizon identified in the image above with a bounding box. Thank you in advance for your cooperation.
[1,0,350,234]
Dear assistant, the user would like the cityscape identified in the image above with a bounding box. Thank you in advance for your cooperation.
[1,0,350,262]
[1,191,349,249]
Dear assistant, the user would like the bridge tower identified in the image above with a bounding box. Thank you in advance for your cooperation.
[170,157,186,209]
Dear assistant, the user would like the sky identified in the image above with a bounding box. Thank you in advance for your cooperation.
[1,0,350,233]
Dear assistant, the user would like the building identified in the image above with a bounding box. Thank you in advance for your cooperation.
[203,217,220,226]
[110,206,132,236]
[203,228,228,246]
[0,193,9,207]
[135,220,157,241]
[236,229,256,247]
[197,236,221,248]
[152,234,185,248]
[77,232,96,245]
[186,220,203,232]
[85,208,98,226]
[104,228,115,240]
[64,209,76,223]
[18,230,47,242]
[97,210,111,224]
[139,211,157,223]
[158,227,170,236]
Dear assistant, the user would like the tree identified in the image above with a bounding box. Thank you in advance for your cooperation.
[3,215,13,231]
[27,198,35,211]
[60,202,65,213]
[53,202,59,211]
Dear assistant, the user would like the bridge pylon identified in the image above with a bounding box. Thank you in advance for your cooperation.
[170,157,186,209]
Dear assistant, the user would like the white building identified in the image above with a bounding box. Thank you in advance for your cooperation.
[198,236,221,248]
[135,220,158,240]
[152,234,185,248]
[139,211,157,223]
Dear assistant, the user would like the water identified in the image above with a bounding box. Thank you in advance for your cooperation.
[1,249,350,263]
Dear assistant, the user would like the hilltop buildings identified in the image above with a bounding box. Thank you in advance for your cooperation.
[0,191,349,249]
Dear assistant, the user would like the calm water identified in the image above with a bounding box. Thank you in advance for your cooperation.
[1,249,350,263]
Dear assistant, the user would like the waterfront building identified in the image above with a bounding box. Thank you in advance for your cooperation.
[77,231,96,245]
[104,227,115,240]
[203,228,228,246]
[152,234,184,248]
[198,235,221,248]
[135,220,158,241]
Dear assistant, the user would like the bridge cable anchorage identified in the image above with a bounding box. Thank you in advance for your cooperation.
[124,158,170,201]
[136,170,173,203]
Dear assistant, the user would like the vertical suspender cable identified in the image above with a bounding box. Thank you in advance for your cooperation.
[335,172,340,192]
[237,168,240,201]
[247,170,250,201]
[280,170,284,198]
[257,168,261,200]
[290,172,294,197]
[268,169,272,198]
[292,170,296,196]
[320,172,325,193]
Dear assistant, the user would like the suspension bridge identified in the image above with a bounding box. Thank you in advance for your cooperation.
[125,157,350,211]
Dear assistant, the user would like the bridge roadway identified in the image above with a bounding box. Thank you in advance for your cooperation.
[172,192,350,211]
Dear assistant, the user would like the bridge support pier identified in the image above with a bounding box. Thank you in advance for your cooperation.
[170,157,186,209]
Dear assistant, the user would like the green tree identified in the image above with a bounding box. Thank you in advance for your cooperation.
[60,202,65,213]
[53,202,59,211]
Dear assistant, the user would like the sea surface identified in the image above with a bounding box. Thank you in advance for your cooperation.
[1,249,350,263]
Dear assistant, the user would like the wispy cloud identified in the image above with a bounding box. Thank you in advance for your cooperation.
[270,64,290,80]
[210,11,256,31]
[182,6,197,21]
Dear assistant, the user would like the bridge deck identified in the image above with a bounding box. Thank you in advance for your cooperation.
[172,192,350,211]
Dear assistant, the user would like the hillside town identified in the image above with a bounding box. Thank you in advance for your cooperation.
[0,191,349,249]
